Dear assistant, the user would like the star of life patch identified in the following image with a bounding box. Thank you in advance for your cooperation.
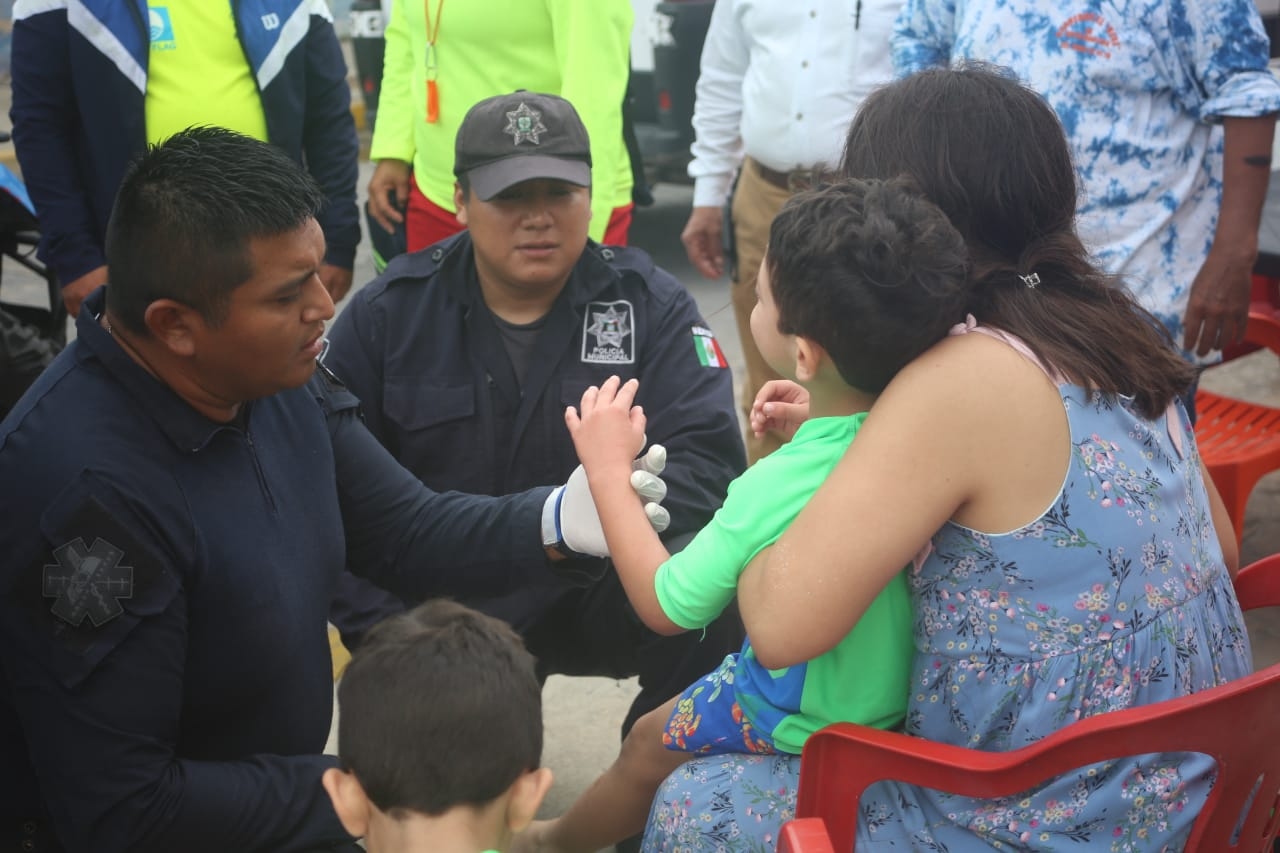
[582,300,635,364]
[692,326,728,368]
[43,537,134,627]
[8,489,175,687]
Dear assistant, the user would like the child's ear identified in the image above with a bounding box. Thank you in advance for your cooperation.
[506,767,555,833]
[322,767,372,840]
[794,336,826,383]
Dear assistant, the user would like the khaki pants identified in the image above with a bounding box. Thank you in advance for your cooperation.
[730,158,793,463]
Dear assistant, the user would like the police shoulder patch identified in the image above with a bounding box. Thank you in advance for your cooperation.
[691,326,729,368]
[582,300,636,364]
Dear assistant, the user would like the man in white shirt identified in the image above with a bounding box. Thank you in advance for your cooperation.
[680,0,900,462]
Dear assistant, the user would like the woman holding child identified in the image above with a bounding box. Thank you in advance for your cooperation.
[633,64,1253,850]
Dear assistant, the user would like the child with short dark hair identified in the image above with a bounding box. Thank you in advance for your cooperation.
[323,599,553,853]
[517,177,971,853]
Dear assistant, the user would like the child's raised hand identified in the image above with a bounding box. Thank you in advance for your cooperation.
[750,379,811,442]
[566,376,648,478]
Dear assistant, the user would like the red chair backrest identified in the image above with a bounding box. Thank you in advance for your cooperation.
[794,555,1280,852]
[1220,278,1280,361]
[1236,552,1280,610]
[1241,306,1280,355]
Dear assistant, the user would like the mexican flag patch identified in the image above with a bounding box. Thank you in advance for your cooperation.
[692,326,728,368]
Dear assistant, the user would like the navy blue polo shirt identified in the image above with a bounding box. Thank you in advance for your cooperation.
[0,290,353,852]
[0,287,556,851]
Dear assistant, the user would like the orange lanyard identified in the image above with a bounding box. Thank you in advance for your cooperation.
[424,0,444,123]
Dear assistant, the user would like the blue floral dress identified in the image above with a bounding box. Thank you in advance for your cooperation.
[642,321,1252,852]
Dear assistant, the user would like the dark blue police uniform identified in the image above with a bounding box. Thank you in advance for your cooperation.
[326,233,747,731]
[0,288,553,853]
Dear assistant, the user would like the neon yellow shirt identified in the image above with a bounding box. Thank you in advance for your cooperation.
[371,0,634,242]
[144,1,268,145]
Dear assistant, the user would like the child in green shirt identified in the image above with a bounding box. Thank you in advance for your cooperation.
[518,177,971,852]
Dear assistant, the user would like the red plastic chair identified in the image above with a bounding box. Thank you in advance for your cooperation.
[778,554,1280,853]
[1196,307,1280,545]
[1218,276,1279,361]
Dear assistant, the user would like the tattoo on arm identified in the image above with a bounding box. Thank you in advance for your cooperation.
[1244,154,1272,168]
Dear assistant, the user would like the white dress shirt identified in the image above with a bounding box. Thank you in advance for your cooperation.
[688,0,901,207]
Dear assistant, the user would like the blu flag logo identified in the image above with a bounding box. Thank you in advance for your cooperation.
[692,326,728,368]
[148,6,176,50]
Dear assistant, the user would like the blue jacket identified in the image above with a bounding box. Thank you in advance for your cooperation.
[325,233,747,631]
[10,0,360,286]
[0,288,551,852]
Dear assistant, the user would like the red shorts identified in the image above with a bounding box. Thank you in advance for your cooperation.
[405,175,634,251]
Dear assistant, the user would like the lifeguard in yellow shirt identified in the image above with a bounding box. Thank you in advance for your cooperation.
[365,0,635,251]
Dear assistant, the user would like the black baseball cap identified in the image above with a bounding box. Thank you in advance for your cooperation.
[453,91,592,201]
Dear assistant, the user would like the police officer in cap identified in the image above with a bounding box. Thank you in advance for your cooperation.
[325,91,746,738]
[0,127,669,853]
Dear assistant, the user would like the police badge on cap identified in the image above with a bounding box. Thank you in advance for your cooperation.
[453,91,593,201]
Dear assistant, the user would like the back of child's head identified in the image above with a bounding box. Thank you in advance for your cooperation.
[336,598,543,818]
[837,63,1196,418]
[766,176,969,393]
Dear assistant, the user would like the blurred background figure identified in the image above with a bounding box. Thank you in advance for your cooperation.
[680,0,901,463]
[364,0,635,251]
[9,0,361,313]
[893,0,1280,411]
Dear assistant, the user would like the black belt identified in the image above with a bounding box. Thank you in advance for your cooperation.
[751,158,824,192]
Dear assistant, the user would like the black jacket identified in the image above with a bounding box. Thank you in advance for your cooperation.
[326,233,747,628]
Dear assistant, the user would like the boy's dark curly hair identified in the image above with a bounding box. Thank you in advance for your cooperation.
[767,177,970,393]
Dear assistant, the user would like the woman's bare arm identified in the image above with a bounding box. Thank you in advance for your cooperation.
[738,334,1070,669]
[1201,461,1239,578]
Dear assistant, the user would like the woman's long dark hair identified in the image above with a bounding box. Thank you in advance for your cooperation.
[840,64,1195,418]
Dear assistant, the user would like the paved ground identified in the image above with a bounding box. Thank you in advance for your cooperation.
[4,152,1279,846]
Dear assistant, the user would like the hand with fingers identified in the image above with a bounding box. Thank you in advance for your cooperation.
[682,206,726,280]
[750,379,811,443]
[550,377,671,559]
[1182,248,1253,357]
[566,376,648,477]
[367,158,411,235]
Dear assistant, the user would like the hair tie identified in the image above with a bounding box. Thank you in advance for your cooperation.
[1019,272,1040,289]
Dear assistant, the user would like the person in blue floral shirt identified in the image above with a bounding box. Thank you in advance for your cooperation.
[894,0,1280,382]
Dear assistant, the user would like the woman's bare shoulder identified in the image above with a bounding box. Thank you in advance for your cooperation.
[873,328,1071,532]
[879,330,1058,417]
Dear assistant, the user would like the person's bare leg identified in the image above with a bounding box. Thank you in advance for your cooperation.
[517,697,691,853]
